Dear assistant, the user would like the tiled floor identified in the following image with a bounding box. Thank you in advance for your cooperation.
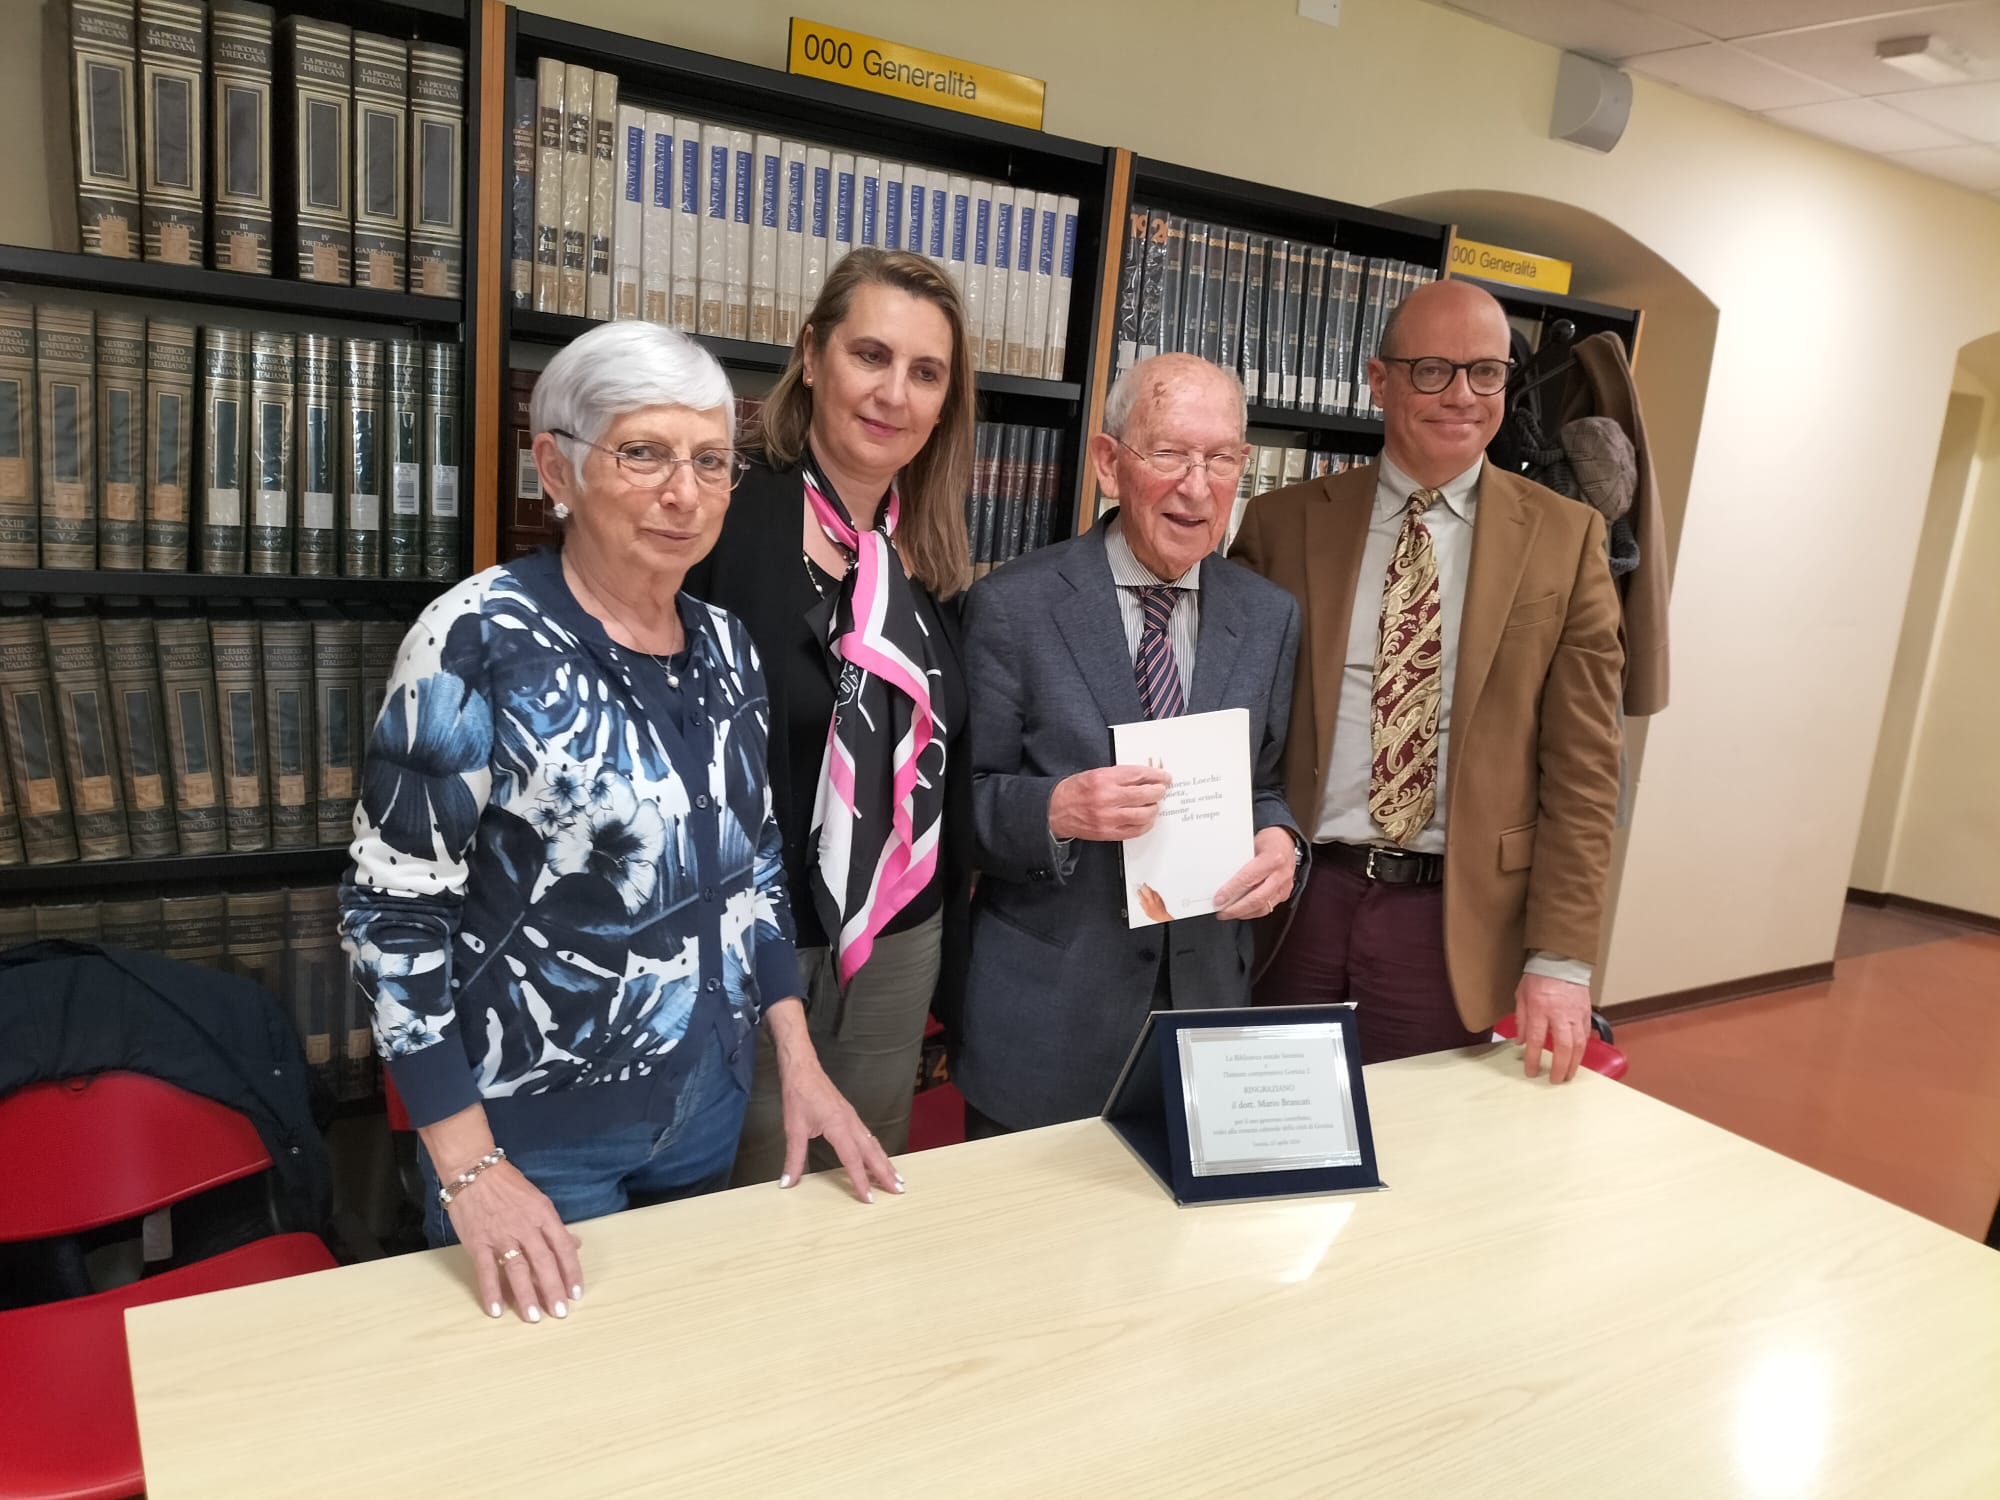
[1616,904,2000,1242]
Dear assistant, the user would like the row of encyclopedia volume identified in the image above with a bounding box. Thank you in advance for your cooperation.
[50,0,466,294]
[511,62,1081,379]
[967,422,1064,580]
[0,599,412,867]
[0,298,463,579]
[1114,206,1438,419]
[0,882,377,1103]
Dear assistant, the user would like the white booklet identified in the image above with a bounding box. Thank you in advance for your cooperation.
[1110,706,1253,929]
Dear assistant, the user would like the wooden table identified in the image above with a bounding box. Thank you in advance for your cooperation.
[126,1049,2000,1497]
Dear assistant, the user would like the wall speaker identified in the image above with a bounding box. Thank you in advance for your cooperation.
[1551,52,1631,154]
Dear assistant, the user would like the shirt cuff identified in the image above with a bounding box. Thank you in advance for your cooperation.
[1524,951,1594,989]
[754,939,807,1022]
[385,1039,484,1131]
[1048,831,1080,882]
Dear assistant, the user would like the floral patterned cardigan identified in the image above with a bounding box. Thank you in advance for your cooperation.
[339,548,804,1141]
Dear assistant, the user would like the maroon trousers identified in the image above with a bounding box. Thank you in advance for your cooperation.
[1254,859,1489,1065]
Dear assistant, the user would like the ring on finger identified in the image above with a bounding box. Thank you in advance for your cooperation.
[497,1247,523,1265]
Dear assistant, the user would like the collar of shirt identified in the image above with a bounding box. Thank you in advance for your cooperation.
[1375,455,1482,526]
[1103,509,1202,592]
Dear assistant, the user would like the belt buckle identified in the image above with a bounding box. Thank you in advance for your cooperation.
[1366,847,1382,881]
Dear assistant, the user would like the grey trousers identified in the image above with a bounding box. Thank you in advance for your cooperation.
[730,909,942,1185]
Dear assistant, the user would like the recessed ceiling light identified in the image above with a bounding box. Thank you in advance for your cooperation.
[1877,34,1977,86]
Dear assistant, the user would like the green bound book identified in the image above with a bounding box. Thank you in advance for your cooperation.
[225,886,286,993]
[99,608,178,856]
[0,750,25,866]
[352,32,408,293]
[160,890,224,966]
[143,318,196,570]
[210,0,275,275]
[285,884,340,1088]
[36,899,103,944]
[43,611,132,860]
[383,338,422,579]
[258,607,315,848]
[0,609,80,863]
[137,0,206,266]
[341,339,383,577]
[0,304,38,566]
[294,332,338,575]
[95,313,146,569]
[408,42,465,299]
[52,0,141,259]
[280,16,352,283]
[153,607,226,853]
[422,342,462,581]
[209,613,269,851]
[101,894,162,951]
[309,605,361,845]
[200,326,250,574]
[248,331,295,575]
[36,306,97,569]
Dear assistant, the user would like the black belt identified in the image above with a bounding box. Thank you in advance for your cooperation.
[1313,841,1444,886]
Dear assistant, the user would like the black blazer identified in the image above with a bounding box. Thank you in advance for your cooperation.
[683,456,974,1041]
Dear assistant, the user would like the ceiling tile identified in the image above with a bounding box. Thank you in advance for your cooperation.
[1881,140,2000,186]
[1439,0,1708,59]
[1625,1,1925,41]
[1739,4,2000,98]
[1626,42,1849,109]
[1764,96,1970,149]
[1882,78,2000,138]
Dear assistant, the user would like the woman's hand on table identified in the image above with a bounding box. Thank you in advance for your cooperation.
[446,1160,585,1324]
[766,998,905,1204]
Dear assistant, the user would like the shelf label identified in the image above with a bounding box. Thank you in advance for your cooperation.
[1449,237,1572,294]
[787,18,1045,131]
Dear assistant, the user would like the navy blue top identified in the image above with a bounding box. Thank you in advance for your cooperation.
[339,549,804,1145]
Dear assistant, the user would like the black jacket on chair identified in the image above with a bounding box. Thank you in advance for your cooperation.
[0,941,332,1238]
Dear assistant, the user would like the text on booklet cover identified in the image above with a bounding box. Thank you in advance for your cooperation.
[1110,706,1252,928]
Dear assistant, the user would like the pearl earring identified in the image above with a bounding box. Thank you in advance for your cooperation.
[551,501,570,521]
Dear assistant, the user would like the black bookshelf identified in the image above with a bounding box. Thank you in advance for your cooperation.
[0,245,462,330]
[0,847,349,896]
[1458,274,1641,356]
[501,10,1112,548]
[1245,407,1385,452]
[0,569,448,605]
[1128,157,1452,266]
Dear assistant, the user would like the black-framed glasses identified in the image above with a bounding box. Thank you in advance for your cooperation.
[1380,357,1515,396]
[1114,436,1249,484]
[550,428,751,491]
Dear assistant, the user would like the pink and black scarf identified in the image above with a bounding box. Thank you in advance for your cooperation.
[803,459,946,987]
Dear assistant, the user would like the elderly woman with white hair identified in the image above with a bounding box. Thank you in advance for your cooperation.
[340,322,897,1325]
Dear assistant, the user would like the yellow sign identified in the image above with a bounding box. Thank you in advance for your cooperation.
[787,18,1046,131]
[1449,237,1573,295]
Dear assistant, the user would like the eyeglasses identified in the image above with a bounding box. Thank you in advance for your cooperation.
[1114,437,1248,484]
[1380,357,1515,397]
[550,429,751,491]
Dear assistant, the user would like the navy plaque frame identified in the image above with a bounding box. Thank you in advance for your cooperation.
[1101,1004,1382,1206]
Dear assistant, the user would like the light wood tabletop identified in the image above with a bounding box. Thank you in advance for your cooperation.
[126,1047,2000,1498]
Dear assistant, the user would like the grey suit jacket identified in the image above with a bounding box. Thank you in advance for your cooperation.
[955,515,1302,1130]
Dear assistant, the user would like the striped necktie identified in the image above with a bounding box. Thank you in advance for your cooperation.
[1134,584,1185,720]
[1369,488,1443,845]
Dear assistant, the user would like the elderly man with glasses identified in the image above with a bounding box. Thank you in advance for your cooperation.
[953,352,1305,1137]
[1231,278,1624,1084]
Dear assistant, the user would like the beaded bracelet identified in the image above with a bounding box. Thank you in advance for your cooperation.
[437,1146,508,1208]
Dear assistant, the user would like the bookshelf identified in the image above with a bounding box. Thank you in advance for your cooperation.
[1,0,492,1114]
[493,10,1110,559]
[1452,272,1643,361]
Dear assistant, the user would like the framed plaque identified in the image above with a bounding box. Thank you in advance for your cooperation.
[1101,1005,1382,1206]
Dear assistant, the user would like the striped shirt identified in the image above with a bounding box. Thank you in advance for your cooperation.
[1103,511,1200,704]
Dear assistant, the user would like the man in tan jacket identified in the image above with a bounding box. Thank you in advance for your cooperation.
[1231,279,1622,1083]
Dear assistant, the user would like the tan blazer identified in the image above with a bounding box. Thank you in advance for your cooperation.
[1229,463,1625,1031]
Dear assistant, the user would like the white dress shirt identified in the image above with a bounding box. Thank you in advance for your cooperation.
[1316,456,1589,988]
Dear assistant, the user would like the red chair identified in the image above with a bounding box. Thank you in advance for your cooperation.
[0,1073,336,1500]
[1490,1013,1629,1081]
